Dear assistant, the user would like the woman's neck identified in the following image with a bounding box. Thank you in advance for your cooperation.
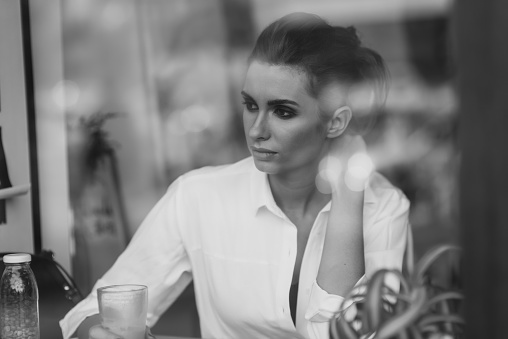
[268,166,330,216]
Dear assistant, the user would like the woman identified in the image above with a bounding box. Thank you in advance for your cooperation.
[62,12,409,339]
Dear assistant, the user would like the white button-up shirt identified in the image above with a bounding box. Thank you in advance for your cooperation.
[60,156,409,339]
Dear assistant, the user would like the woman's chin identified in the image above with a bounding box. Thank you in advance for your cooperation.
[252,160,279,175]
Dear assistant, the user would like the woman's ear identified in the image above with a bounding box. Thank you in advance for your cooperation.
[327,106,352,138]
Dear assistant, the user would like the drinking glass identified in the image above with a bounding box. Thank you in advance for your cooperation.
[97,284,148,339]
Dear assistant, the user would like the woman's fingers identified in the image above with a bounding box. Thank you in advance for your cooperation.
[146,327,156,339]
[319,134,372,192]
[88,325,122,339]
[88,324,155,339]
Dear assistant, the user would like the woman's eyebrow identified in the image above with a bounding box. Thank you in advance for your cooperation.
[241,91,299,107]
[240,91,254,100]
[241,90,300,108]
[267,99,299,107]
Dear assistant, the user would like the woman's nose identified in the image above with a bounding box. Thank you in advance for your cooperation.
[248,112,270,140]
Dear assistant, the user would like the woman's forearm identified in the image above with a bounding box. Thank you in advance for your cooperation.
[317,185,365,296]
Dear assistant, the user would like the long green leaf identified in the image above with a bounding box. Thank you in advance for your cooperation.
[347,293,368,304]
[397,327,409,339]
[413,244,461,283]
[408,324,423,339]
[336,314,360,339]
[385,269,410,294]
[423,291,463,333]
[376,287,427,339]
[418,314,465,328]
[424,291,464,309]
[364,269,389,330]
[419,324,439,335]
[440,298,453,333]
[330,316,341,339]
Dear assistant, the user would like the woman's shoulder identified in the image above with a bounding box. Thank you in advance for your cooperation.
[366,171,410,208]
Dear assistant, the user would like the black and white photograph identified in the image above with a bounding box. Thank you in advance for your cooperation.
[1,0,507,339]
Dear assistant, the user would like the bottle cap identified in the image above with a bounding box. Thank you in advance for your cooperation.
[2,253,32,264]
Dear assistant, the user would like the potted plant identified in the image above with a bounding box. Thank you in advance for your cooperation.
[330,244,464,339]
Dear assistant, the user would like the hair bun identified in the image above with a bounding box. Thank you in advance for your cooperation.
[346,26,361,47]
[332,25,361,48]
[250,12,388,108]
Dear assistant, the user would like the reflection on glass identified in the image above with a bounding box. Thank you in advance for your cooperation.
[55,0,457,336]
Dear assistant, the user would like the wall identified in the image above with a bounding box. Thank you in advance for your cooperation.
[0,0,35,254]
[29,0,73,271]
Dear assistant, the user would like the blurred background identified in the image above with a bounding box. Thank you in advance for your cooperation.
[9,0,460,337]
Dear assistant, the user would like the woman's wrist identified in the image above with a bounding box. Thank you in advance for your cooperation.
[330,172,365,200]
[76,314,101,339]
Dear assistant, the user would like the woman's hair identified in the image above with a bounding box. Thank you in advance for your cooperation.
[249,12,388,111]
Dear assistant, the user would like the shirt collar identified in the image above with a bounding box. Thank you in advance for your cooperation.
[250,164,283,217]
[250,159,377,217]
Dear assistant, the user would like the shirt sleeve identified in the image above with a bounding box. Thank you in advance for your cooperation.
[304,186,410,338]
[363,189,410,291]
[304,277,365,338]
[60,178,192,339]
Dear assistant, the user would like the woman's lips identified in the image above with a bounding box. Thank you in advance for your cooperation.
[251,147,277,160]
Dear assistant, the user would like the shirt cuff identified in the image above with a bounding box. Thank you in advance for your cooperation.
[59,295,98,339]
[305,276,366,323]
[59,278,108,339]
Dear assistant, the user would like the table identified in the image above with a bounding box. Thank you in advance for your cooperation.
[72,337,197,339]
[72,336,198,339]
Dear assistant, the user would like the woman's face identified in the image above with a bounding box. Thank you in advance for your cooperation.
[242,61,330,177]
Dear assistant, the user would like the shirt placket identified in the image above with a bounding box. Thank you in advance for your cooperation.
[273,211,298,329]
[296,208,329,335]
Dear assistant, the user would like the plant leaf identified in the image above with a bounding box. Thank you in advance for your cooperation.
[424,291,464,309]
[385,269,410,294]
[408,324,424,339]
[418,314,465,328]
[376,287,427,339]
[364,269,389,330]
[335,314,360,339]
[397,327,409,339]
[413,244,461,283]
[330,316,341,339]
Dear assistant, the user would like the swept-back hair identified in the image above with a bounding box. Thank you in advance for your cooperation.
[249,12,388,110]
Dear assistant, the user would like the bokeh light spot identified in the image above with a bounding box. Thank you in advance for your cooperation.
[101,2,131,30]
[51,80,81,110]
[315,169,336,194]
[180,105,212,133]
[348,153,374,175]
[345,152,374,191]
[319,155,343,174]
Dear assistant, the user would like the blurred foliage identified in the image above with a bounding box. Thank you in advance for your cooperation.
[79,112,120,174]
[330,245,464,339]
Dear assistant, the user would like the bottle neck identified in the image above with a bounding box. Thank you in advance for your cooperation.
[3,262,32,274]
[5,262,31,268]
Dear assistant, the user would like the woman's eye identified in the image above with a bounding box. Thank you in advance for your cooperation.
[242,101,258,112]
[274,107,295,119]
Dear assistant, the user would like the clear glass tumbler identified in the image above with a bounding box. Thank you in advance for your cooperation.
[97,284,148,339]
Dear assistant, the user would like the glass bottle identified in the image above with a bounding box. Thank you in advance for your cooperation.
[0,253,40,339]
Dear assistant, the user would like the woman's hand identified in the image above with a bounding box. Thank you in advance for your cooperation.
[88,325,156,339]
[319,133,371,193]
